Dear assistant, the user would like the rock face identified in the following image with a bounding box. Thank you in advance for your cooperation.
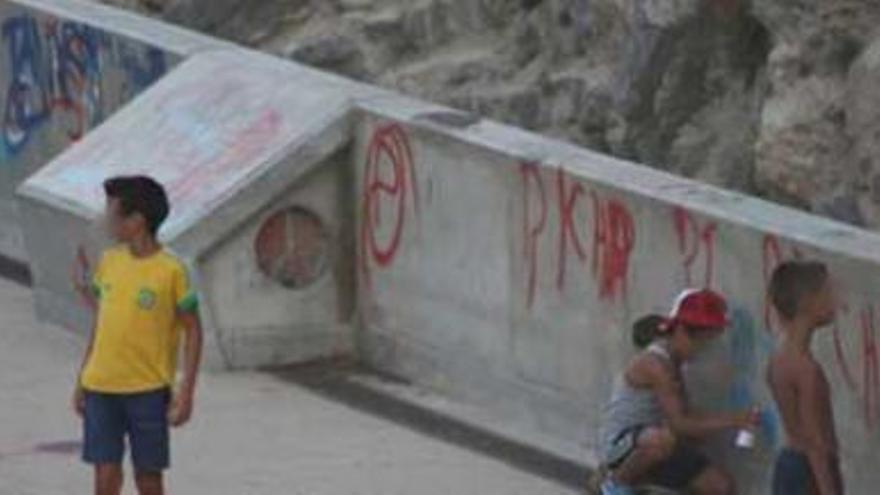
[92,0,880,230]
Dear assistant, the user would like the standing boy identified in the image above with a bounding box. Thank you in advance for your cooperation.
[72,176,203,495]
[767,261,844,495]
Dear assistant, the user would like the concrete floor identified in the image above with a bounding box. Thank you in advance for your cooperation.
[0,277,578,494]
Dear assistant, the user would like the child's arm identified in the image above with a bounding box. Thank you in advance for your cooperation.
[70,248,98,416]
[798,365,840,495]
[71,323,96,416]
[169,311,202,427]
[72,246,98,312]
[647,358,756,437]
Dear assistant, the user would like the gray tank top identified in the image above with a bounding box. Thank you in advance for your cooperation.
[598,343,673,461]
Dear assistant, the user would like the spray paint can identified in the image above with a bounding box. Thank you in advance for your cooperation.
[735,407,760,449]
[735,428,756,449]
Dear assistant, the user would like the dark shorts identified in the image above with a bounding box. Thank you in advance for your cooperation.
[773,449,816,495]
[82,387,171,472]
[607,425,710,490]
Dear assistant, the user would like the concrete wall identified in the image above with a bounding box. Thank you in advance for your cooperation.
[197,150,357,370]
[10,1,880,492]
[18,49,358,371]
[351,104,880,493]
[0,0,226,260]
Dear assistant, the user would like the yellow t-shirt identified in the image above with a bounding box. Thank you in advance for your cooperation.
[81,246,198,393]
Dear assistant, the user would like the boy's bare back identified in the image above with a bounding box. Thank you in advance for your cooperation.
[767,260,842,494]
[768,349,837,454]
[768,347,842,494]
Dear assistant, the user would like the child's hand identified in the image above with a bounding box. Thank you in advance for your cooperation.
[168,390,194,427]
[747,407,762,427]
[734,407,761,429]
[72,386,85,418]
[71,246,91,294]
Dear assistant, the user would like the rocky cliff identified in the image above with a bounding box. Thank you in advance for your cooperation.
[93,0,880,230]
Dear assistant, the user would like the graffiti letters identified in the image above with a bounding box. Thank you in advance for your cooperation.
[3,15,49,153]
[673,207,718,288]
[862,307,880,429]
[521,166,635,307]
[807,286,880,432]
[592,192,635,301]
[359,124,419,288]
[1,14,167,156]
[117,44,166,95]
[522,162,546,308]
[556,168,585,292]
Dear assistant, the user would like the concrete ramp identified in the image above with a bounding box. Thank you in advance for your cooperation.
[18,49,355,370]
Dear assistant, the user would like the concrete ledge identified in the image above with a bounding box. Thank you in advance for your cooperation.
[354,104,880,267]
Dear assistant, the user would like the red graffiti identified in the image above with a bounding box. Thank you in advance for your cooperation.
[521,166,635,306]
[592,192,635,301]
[833,316,858,392]
[673,207,718,288]
[832,302,880,430]
[522,162,547,308]
[167,109,282,205]
[359,124,419,288]
[862,307,880,429]
[556,169,586,291]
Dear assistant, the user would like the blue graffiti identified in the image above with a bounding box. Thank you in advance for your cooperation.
[1,15,104,154]
[47,20,103,118]
[759,407,781,449]
[1,14,168,157]
[118,45,166,94]
[727,306,781,448]
[2,16,50,154]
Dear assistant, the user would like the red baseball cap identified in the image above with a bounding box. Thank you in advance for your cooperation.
[663,288,730,331]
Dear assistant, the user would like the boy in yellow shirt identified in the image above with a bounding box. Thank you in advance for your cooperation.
[72,176,203,495]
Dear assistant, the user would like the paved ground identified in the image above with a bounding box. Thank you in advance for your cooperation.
[0,278,579,494]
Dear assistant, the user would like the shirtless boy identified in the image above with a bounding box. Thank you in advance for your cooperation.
[767,261,844,495]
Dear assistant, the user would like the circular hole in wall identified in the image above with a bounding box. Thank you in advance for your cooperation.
[254,206,330,290]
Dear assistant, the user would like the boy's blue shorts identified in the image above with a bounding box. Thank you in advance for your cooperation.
[82,387,171,472]
[772,448,815,494]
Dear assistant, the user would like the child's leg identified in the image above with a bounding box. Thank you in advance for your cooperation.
[689,465,735,495]
[82,391,126,495]
[772,449,814,495]
[134,471,163,495]
[634,434,718,494]
[611,426,676,484]
[123,388,171,494]
[94,464,123,495]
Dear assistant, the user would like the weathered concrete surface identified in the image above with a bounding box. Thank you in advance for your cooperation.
[0,277,574,494]
[11,1,880,493]
[91,0,880,237]
[18,49,357,370]
[0,0,229,261]
[351,100,880,493]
